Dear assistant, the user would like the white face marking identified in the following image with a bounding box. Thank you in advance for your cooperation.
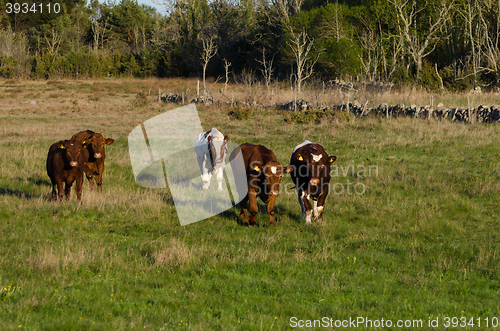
[312,154,323,162]
[271,166,277,174]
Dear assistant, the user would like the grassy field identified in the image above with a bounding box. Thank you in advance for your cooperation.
[1,78,500,330]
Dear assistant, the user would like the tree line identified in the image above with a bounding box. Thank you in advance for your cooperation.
[1,0,499,91]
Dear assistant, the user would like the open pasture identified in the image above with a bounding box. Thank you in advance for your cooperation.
[1,78,500,330]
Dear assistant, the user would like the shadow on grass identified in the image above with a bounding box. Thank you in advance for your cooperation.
[0,187,50,200]
[0,176,53,200]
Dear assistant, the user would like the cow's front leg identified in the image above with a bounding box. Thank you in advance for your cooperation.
[84,163,95,190]
[300,191,314,225]
[267,196,277,226]
[64,181,73,201]
[201,169,212,190]
[96,168,103,193]
[315,186,329,220]
[76,175,84,202]
[248,190,258,226]
[214,167,224,192]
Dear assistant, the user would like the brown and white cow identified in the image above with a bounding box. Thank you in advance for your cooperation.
[71,130,114,192]
[289,140,337,225]
[230,143,289,226]
[46,139,88,202]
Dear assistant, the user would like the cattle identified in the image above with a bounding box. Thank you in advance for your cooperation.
[71,130,114,192]
[46,139,88,202]
[230,143,289,226]
[194,128,229,191]
[289,140,337,225]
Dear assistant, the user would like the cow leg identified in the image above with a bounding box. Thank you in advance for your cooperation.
[84,164,95,191]
[96,166,104,193]
[214,167,224,192]
[201,168,211,190]
[313,200,319,219]
[238,195,249,225]
[50,178,58,201]
[267,196,277,226]
[296,188,306,218]
[300,191,314,225]
[76,175,83,202]
[248,191,258,226]
[64,182,72,201]
[56,180,64,202]
[316,189,329,220]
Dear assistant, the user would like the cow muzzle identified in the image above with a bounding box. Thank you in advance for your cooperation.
[310,178,320,186]
[270,190,279,196]
[215,158,223,163]
[94,153,102,159]
[70,161,78,167]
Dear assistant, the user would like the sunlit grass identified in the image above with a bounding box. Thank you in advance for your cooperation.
[0,78,499,330]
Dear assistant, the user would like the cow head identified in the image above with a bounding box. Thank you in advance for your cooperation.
[59,139,86,167]
[294,149,336,187]
[207,135,229,168]
[251,161,290,196]
[87,133,114,159]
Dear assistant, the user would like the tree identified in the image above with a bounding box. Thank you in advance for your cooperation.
[389,0,455,78]
[200,36,217,98]
[287,29,318,98]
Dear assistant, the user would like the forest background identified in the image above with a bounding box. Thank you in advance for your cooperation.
[1,0,499,92]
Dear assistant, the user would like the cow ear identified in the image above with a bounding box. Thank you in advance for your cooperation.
[105,138,114,145]
[224,135,228,141]
[285,165,294,174]
[207,136,212,142]
[297,153,303,161]
[329,156,337,163]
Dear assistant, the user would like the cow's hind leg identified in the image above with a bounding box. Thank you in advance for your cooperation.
[238,195,249,225]
[248,191,258,226]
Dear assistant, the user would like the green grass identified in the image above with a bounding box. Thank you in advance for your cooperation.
[1,80,500,330]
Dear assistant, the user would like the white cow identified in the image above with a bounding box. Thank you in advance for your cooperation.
[194,128,229,191]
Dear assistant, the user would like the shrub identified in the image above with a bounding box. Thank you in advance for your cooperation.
[133,91,150,107]
[228,105,253,120]
[0,56,17,78]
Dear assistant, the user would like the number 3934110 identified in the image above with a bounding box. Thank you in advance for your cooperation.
[5,2,61,14]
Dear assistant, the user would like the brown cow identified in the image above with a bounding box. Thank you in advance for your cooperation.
[46,139,88,202]
[230,143,289,226]
[71,130,114,192]
[289,140,337,225]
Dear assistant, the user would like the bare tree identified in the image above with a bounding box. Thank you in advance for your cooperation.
[200,36,217,98]
[44,29,62,61]
[478,0,500,87]
[257,48,274,95]
[358,26,382,81]
[389,0,455,78]
[223,58,231,93]
[287,30,319,98]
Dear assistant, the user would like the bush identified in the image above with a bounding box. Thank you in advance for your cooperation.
[0,56,17,78]
[228,105,253,120]
[133,91,150,108]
